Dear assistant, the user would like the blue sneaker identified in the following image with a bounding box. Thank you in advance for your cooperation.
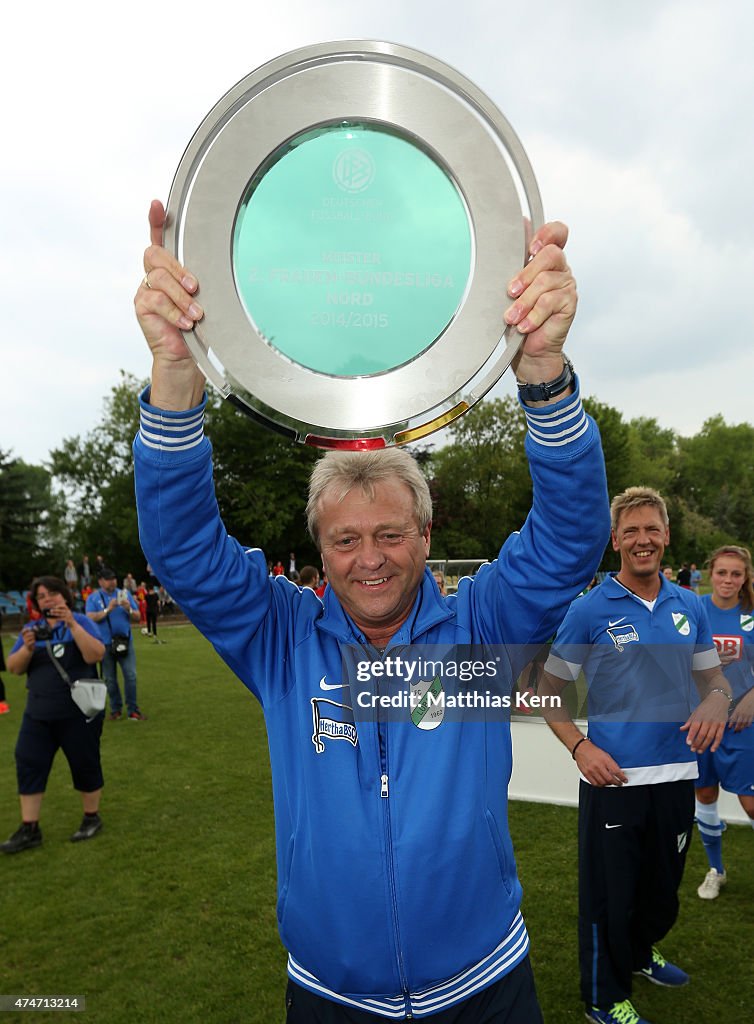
[634,946,689,987]
[585,999,652,1024]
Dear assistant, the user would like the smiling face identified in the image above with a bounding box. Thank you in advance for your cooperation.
[318,478,431,645]
[710,553,747,609]
[612,504,670,589]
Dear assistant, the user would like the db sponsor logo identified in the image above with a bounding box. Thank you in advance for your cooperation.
[713,634,743,661]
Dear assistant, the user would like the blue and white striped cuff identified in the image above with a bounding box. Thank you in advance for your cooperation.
[138,387,207,454]
[519,375,589,448]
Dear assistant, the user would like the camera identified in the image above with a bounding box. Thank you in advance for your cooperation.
[33,619,54,642]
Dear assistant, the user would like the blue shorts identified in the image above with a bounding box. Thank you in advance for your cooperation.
[696,725,754,795]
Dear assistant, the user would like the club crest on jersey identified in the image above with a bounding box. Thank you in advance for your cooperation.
[52,644,65,659]
[677,830,688,854]
[310,697,358,754]
[741,614,754,633]
[410,676,444,730]
[607,623,639,652]
[671,612,691,636]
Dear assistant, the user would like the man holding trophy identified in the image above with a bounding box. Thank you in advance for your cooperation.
[133,186,610,1021]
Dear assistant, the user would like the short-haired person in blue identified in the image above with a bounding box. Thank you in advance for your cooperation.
[538,487,732,1024]
[694,545,754,900]
[132,203,610,1023]
[85,569,145,721]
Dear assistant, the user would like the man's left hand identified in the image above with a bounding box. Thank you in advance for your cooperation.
[507,221,577,384]
[681,690,730,753]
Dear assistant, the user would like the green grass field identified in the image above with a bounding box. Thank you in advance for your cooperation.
[1,625,751,1023]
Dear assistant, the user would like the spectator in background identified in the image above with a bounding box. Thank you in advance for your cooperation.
[662,565,674,582]
[272,561,285,576]
[136,581,148,630]
[314,571,328,599]
[432,570,447,596]
[158,585,175,614]
[145,586,160,638]
[0,609,9,714]
[689,563,702,593]
[298,566,320,591]
[78,555,92,589]
[64,559,78,593]
[86,570,145,721]
[0,576,106,853]
[94,554,107,578]
[677,563,691,589]
[288,552,297,579]
[124,573,138,594]
[25,584,41,622]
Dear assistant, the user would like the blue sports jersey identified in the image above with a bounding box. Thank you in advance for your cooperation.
[700,595,754,701]
[695,595,754,794]
[546,574,720,785]
[133,379,610,1018]
[85,589,138,641]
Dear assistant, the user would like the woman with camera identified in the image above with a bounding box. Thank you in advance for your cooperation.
[0,576,106,854]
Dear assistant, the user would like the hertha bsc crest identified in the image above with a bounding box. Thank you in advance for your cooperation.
[671,612,690,636]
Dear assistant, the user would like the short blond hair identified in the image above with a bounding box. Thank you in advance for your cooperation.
[306,449,432,549]
[610,486,669,533]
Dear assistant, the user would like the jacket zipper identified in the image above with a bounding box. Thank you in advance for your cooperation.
[378,721,412,1018]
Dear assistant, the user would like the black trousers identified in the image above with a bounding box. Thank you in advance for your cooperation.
[16,712,104,794]
[285,957,542,1024]
[578,779,694,1008]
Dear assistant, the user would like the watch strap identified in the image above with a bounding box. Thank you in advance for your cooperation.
[516,355,574,403]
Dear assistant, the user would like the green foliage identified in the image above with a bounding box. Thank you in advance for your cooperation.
[625,415,679,493]
[427,397,530,559]
[205,394,320,565]
[11,370,754,583]
[0,451,65,588]
[47,376,322,579]
[582,397,634,497]
[49,371,144,578]
[676,416,754,543]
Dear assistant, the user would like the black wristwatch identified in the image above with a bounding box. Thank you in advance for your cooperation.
[516,355,574,403]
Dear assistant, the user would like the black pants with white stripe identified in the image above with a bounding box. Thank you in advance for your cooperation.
[577,779,694,1009]
[285,957,542,1023]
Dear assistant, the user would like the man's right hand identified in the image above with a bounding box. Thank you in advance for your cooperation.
[134,200,206,410]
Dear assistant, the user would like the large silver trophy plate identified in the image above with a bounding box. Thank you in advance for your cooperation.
[165,40,543,449]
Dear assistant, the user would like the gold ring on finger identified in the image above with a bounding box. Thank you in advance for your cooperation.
[143,272,152,289]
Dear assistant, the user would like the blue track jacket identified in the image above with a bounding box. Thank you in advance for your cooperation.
[134,380,609,1018]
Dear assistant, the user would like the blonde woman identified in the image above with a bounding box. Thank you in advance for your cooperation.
[695,545,754,898]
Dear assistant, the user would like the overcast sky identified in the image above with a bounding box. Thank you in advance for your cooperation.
[3,0,752,465]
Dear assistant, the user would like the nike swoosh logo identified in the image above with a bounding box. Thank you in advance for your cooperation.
[608,618,627,628]
[605,823,622,830]
[319,676,346,691]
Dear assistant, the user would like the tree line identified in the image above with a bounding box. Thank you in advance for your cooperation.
[1,372,752,590]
